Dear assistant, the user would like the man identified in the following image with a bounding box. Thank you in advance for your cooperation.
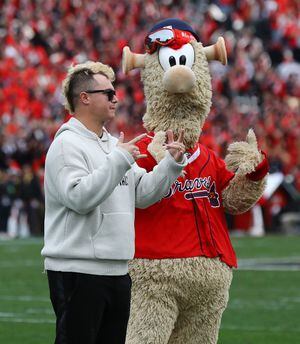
[41,61,187,344]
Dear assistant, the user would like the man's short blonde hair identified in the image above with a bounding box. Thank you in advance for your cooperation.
[62,61,115,114]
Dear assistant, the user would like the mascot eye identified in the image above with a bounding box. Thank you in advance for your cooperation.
[179,55,186,65]
[159,44,195,71]
[169,56,176,67]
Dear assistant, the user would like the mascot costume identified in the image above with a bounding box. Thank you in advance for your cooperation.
[122,19,269,344]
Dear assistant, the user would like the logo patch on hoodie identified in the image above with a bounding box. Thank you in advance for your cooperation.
[119,176,129,186]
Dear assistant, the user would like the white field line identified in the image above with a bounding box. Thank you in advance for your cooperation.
[238,266,300,271]
[0,309,54,324]
[0,295,49,302]
[239,256,300,263]
[0,317,54,324]
[0,238,43,246]
[237,256,300,271]
[221,324,300,333]
[2,257,299,270]
[0,260,42,268]
[228,297,300,311]
[25,308,53,315]
[1,312,300,330]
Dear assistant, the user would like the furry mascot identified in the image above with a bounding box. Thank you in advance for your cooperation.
[123,19,269,344]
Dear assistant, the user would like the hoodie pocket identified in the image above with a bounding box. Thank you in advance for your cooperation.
[92,212,134,260]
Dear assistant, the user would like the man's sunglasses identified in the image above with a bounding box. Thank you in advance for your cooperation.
[85,89,116,102]
[144,28,175,54]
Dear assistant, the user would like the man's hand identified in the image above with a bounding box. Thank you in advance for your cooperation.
[117,132,148,160]
[165,129,185,162]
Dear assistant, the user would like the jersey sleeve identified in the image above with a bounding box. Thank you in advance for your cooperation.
[136,137,157,172]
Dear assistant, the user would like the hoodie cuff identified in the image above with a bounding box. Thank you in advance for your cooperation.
[114,147,135,165]
[246,151,269,181]
[165,151,188,167]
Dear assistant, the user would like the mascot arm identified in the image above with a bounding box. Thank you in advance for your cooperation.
[222,129,269,215]
[147,131,188,177]
[147,131,167,164]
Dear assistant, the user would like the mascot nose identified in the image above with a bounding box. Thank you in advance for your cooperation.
[163,65,196,93]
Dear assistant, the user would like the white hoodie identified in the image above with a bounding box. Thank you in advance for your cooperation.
[41,118,187,275]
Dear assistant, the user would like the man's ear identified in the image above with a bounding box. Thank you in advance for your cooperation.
[79,91,90,106]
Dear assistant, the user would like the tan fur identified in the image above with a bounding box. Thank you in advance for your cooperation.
[223,175,266,214]
[126,257,232,344]
[223,128,267,213]
[148,131,167,163]
[225,129,263,175]
[141,41,212,150]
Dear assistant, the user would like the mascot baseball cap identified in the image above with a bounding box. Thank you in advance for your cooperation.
[147,18,200,42]
[145,18,200,53]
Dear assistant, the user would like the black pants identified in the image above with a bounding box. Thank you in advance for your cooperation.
[47,270,131,344]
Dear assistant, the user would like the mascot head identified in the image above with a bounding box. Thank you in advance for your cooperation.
[122,18,227,149]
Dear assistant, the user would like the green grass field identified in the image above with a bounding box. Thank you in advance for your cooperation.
[0,236,299,343]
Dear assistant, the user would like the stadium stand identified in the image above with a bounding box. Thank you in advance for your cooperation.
[0,0,299,237]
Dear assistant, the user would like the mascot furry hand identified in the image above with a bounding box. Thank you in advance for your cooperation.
[123,19,269,344]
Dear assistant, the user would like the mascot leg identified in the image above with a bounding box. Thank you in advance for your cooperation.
[168,258,233,344]
[126,259,179,344]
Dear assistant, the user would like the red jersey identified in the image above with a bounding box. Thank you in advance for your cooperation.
[135,136,237,268]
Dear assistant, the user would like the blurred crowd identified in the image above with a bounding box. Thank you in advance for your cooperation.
[0,0,300,237]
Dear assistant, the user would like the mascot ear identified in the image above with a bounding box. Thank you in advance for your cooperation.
[122,46,146,74]
[203,37,227,65]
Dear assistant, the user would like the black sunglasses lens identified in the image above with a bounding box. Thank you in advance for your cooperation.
[85,89,116,100]
[106,90,115,101]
